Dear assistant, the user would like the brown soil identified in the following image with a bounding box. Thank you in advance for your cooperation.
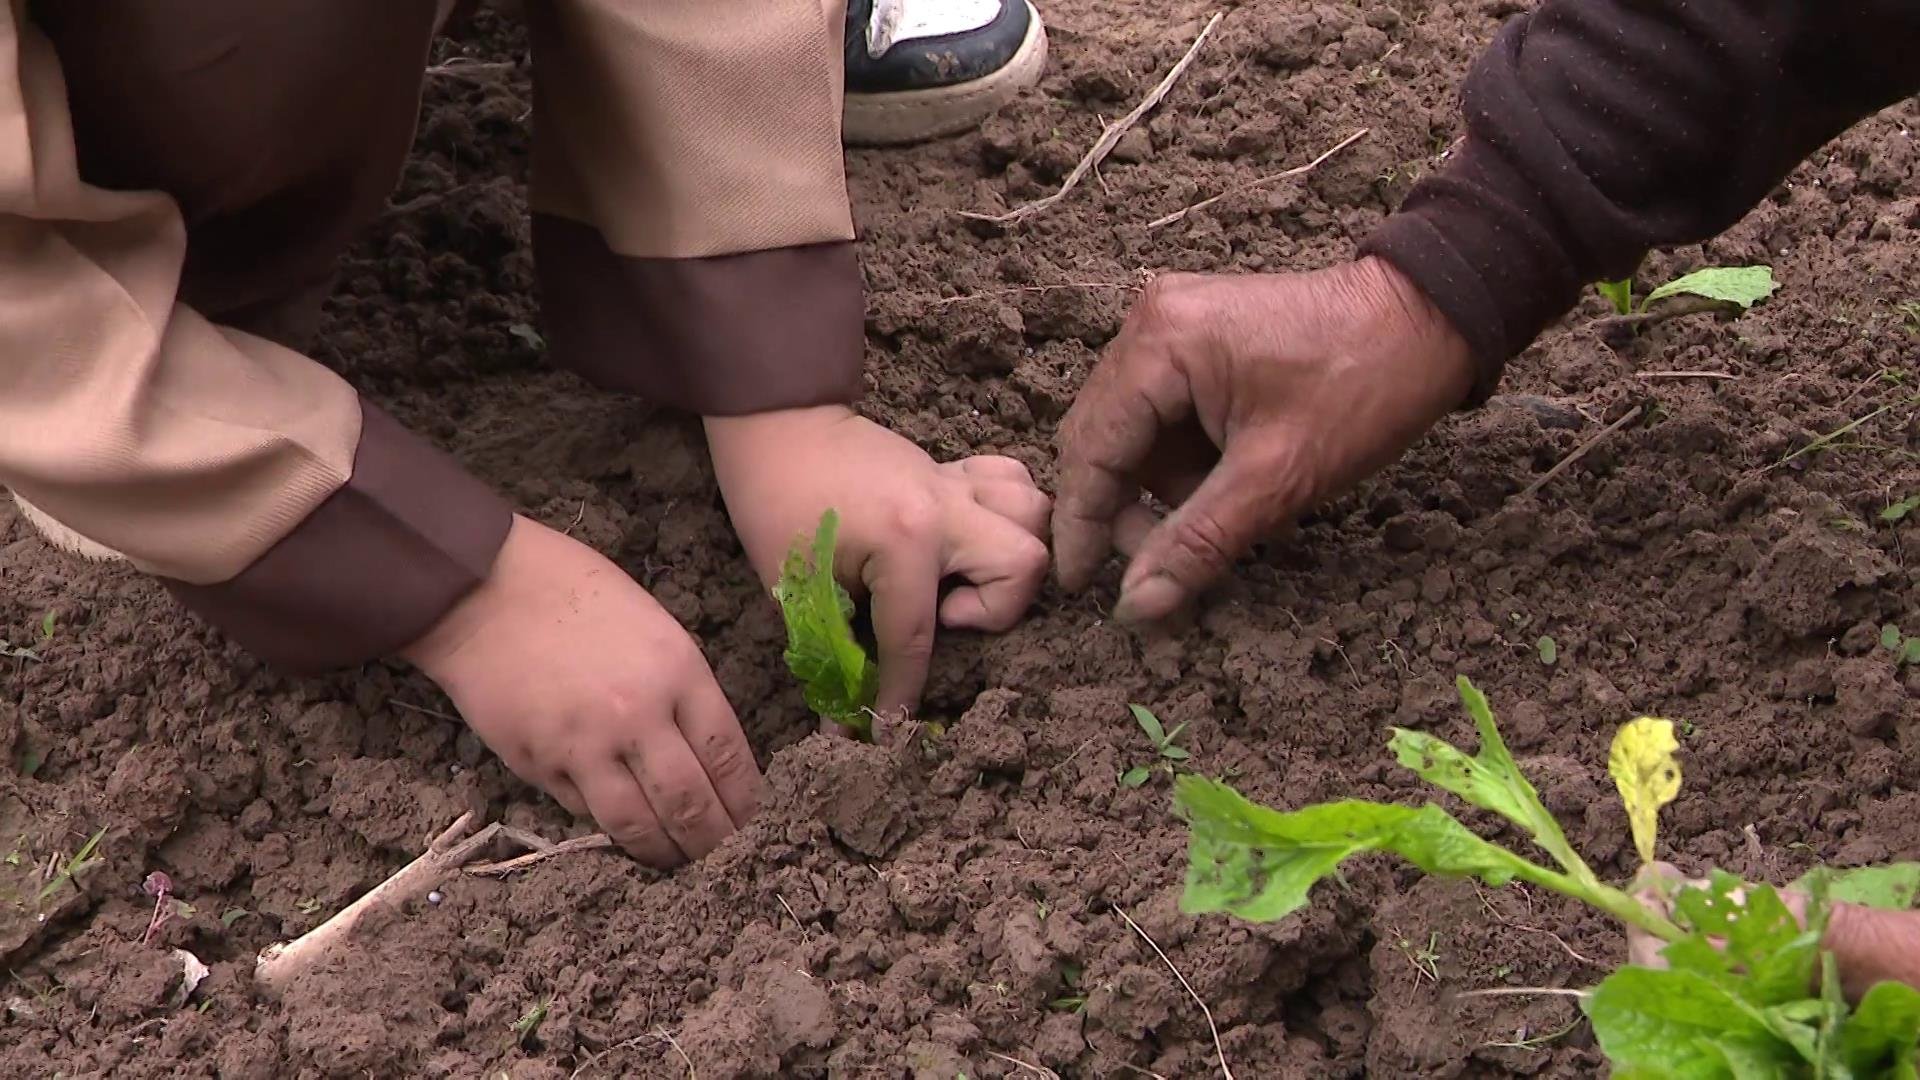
[4,2,1918,1077]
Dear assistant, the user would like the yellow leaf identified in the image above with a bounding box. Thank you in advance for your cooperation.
[1608,717,1682,866]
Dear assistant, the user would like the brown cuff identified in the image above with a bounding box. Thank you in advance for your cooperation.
[533,213,865,416]
[166,403,513,673]
[1358,138,1590,406]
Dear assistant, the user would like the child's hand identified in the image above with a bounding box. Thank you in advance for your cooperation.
[706,405,1051,717]
[401,515,763,866]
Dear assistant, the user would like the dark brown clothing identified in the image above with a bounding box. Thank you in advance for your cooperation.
[1364,0,1920,398]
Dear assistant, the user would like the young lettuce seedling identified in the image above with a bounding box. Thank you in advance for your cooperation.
[773,509,878,739]
[1596,265,1778,318]
[1174,677,1920,1077]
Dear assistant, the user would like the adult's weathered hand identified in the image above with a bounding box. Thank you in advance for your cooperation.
[1052,256,1475,622]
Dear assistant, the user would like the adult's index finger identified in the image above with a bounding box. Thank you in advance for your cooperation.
[1052,336,1189,591]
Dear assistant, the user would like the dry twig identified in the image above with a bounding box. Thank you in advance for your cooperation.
[255,813,501,997]
[390,698,462,724]
[1588,295,1731,334]
[463,832,613,878]
[1147,127,1371,230]
[1517,405,1645,500]
[960,13,1224,225]
[1115,905,1236,1079]
[570,1030,696,1080]
[986,1050,1062,1079]
[1635,370,1737,381]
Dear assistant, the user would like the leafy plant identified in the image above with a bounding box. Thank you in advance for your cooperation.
[1879,625,1920,668]
[1173,677,1920,1077]
[1596,266,1778,317]
[1882,494,1920,525]
[773,510,877,738]
[1120,704,1189,788]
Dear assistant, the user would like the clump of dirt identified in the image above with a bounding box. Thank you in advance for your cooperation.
[3,1,1918,1076]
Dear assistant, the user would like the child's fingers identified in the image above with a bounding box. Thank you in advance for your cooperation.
[939,505,1049,633]
[863,540,942,717]
[624,737,736,862]
[674,682,765,828]
[970,478,1052,538]
[573,765,682,867]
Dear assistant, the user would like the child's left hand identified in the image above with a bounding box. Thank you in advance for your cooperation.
[706,405,1051,718]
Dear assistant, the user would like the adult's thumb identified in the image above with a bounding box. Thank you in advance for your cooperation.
[1112,450,1296,624]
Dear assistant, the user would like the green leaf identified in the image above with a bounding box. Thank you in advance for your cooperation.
[1665,874,1821,1007]
[1129,704,1165,746]
[38,611,55,640]
[1904,638,1920,666]
[1536,635,1558,666]
[1885,624,1906,652]
[1120,766,1151,788]
[1884,494,1920,524]
[1838,980,1920,1076]
[506,322,546,350]
[1174,775,1551,923]
[1388,676,1596,883]
[772,510,877,738]
[220,908,250,928]
[18,749,42,778]
[1644,266,1778,311]
[1160,746,1191,762]
[1598,278,1635,316]
[1795,863,1920,910]
[1588,965,1792,1078]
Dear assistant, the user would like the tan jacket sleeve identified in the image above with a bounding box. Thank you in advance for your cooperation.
[0,6,508,672]
[526,0,865,415]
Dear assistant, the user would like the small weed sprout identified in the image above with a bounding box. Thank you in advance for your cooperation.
[1880,625,1920,667]
[1120,704,1189,788]
[35,826,106,906]
[0,610,57,662]
[1535,635,1558,666]
[1882,493,1920,525]
[508,997,552,1049]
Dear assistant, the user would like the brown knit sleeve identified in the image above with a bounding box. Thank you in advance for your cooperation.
[1360,0,1920,399]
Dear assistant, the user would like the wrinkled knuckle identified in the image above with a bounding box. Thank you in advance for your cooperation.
[1137,274,1208,333]
[700,735,755,784]
[658,785,712,838]
[1172,511,1238,575]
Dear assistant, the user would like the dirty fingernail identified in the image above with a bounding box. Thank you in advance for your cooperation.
[1114,575,1185,625]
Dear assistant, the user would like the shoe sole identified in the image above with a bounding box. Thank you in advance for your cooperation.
[843,1,1048,147]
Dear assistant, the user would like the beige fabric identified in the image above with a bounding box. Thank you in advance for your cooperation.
[528,0,856,259]
[0,4,363,584]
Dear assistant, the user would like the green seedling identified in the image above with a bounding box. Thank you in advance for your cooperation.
[1120,704,1189,788]
[1882,494,1920,525]
[773,510,877,739]
[1897,301,1920,336]
[1173,677,1920,1077]
[34,827,105,906]
[1596,265,1778,317]
[220,908,250,929]
[1879,625,1920,668]
[1536,635,1558,666]
[509,997,551,1048]
[0,611,56,662]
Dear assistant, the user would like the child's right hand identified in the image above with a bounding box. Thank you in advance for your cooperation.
[401,514,764,866]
